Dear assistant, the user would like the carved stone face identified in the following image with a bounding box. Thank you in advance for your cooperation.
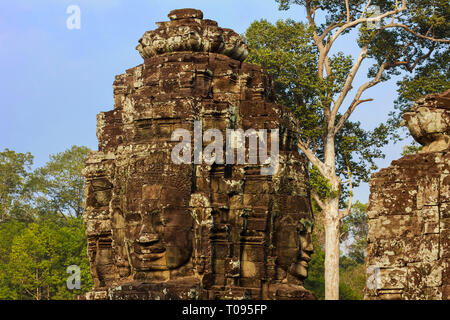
[125,209,192,271]
[402,106,449,146]
[122,185,193,272]
[274,213,314,280]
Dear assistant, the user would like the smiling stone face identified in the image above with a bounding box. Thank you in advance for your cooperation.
[125,206,193,272]
[273,211,314,282]
[108,149,194,280]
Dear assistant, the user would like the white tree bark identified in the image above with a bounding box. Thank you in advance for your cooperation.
[324,197,340,300]
[297,0,445,300]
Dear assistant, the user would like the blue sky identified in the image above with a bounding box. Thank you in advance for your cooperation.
[0,0,414,202]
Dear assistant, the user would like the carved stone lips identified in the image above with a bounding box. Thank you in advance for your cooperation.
[300,252,312,265]
[135,249,165,262]
[138,253,165,262]
[139,247,165,254]
[134,242,166,261]
[300,260,310,268]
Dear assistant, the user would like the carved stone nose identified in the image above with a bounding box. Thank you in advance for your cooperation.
[303,240,314,253]
[300,232,314,255]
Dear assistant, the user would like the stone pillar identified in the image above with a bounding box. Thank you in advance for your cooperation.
[365,90,450,300]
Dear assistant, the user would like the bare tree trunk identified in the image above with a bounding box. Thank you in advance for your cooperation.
[324,197,340,300]
[323,135,341,300]
[36,269,39,300]
[298,0,445,301]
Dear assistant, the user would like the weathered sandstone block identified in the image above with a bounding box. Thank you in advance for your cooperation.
[401,89,450,153]
[365,90,450,300]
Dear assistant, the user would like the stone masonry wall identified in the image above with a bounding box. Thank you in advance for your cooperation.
[365,90,450,300]
[82,9,315,300]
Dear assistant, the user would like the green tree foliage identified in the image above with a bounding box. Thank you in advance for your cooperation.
[0,219,26,299]
[249,0,448,299]
[395,49,449,110]
[401,141,424,156]
[0,146,93,300]
[5,219,91,300]
[390,49,449,158]
[340,201,368,264]
[303,234,325,299]
[243,19,319,126]
[304,235,366,300]
[339,257,366,300]
[389,49,450,133]
[245,19,391,203]
[0,149,36,222]
[35,146,90,218]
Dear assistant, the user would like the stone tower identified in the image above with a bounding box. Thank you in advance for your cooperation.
[82,8,315,300]
[365,90,450,300]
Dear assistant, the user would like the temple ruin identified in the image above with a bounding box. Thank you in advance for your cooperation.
[82,8,315,300]
[365,90,450,300]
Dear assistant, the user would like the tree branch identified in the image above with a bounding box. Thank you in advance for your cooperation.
[334,43,435,135]
[297,139,327,177]
[324,4,407,59]
[406,45,436,72]
[305,0,328,79]
[359,0,372,20]
[324,54,332,77]
[345,0,350,23]
[382,23,450,44]
[312,191,325,211]
[339,164,353,219]
[334,61,388,135]
[319,22,343,44]
[330,45,369,129]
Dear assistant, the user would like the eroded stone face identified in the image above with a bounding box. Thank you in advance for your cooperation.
[123,189,193,272]
[401,90,450,153]
[365,91,450,300]
[273,206,313,281]
[82,8,315,300]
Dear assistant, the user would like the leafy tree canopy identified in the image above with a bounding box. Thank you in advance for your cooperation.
[34,145,90,219]
[245,19,391,202]
[0,149,36,222]
[0,146,92,300]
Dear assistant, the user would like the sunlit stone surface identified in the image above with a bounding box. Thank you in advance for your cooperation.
[365,90,450,300]
[82,9,315,300]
